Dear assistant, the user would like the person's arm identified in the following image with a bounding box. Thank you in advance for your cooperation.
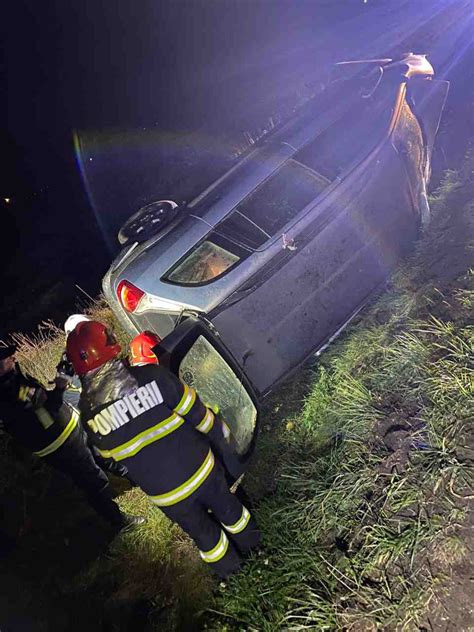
[17,375,47,408]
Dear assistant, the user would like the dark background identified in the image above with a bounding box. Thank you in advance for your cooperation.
[1,0,472,334]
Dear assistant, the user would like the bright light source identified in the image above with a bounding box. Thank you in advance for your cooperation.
[4,197,11,204]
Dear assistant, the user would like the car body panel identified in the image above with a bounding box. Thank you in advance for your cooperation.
[104,80,401,332]
[211,142,417,394]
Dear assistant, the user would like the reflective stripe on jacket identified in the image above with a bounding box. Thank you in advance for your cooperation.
[0,366,76,454]
[33,409,79,457]
[80,360,221,501]
[97,412,185,461]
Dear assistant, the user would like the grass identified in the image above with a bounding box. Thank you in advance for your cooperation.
[3,297,133,388]
[213,289,472,629]
[2,152,473,630]
[73,487,214,630]
[205,154,473,630]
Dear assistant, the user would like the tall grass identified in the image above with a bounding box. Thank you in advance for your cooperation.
[3,154,473,630]
[2,298,132,387]
[208,275,472,630]
[207,155,474,630]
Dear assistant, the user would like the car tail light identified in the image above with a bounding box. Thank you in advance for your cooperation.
[117,280,145,313]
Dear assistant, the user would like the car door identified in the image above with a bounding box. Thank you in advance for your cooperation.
[406,79,450,181]
[155,315,259,460]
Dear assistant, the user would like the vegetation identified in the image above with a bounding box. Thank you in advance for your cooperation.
[1,154,472,630]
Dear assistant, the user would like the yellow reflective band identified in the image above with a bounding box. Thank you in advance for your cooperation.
[174,385,196,416]
[223,506,251,534]
[199,530,229,563]
[18,385,30,402]
[196,409,214,434]
[150,450,215,507]
[34,411,79,457]
[98,413,184,461]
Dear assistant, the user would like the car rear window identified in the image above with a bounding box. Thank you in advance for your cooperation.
[179,335,257,454]
[166,238,240,285]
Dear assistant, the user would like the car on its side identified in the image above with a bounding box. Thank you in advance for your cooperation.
[103,53,449,459]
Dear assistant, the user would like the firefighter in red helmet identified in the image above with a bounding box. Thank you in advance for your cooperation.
[129,331,162,367]
[68,321,260,578]
[129,331,246,484]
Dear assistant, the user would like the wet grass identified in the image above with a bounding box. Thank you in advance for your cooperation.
[209,276,472,631]
[1,153,473,630]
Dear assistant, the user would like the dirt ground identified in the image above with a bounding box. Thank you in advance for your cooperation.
[372,401,474,632]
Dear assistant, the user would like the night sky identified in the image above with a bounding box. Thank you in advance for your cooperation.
[2,0,472,334]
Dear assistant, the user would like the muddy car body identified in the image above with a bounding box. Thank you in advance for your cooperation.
[103,54,448,458]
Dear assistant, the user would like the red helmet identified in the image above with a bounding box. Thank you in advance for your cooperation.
[66,321,121,375]
[129,331,162,366]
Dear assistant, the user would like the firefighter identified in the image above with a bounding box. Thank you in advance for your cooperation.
[0,343,143,529]
[61,315,130,481]
[68,321,260,578]
[129,331,246,482]
[129,330,162,368]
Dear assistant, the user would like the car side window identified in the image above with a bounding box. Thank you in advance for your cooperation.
[295,79,398,180]
[235,159,330,236]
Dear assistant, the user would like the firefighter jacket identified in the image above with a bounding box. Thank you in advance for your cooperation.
[80,358,228,506]
[0,365,78,457]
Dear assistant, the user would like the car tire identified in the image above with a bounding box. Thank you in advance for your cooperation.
[118,200,179,245]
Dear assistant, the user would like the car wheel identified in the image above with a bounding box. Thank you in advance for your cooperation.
[118,200,179,245]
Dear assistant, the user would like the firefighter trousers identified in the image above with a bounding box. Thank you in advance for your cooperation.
[161,462,260,578]
[45,427,123,526]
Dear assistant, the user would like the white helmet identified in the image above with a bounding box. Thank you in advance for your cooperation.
[64,314,91,335]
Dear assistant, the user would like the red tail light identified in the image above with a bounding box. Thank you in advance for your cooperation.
[117,280,145,313]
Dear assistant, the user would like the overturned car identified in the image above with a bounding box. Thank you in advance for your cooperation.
[103,53,449,459]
